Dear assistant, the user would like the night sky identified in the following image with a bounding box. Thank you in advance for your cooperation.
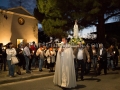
[0,0,96,38]
[0,0,36,14]
[0,0,114,38]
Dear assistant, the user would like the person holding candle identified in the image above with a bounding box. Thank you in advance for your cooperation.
[30,41,38,69]
[74,42,90,81]
[45,47,56,72]
[23,43,31,73]
[91,44,98,74]
[15,44,25,75]
[0,43,3,71]
[97,43,107,75]
[6,42,17,77]
[36,46,45,72]
[85,43,92,75]
[109,44,119,70]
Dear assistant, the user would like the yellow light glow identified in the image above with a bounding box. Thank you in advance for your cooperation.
[0,39,10,45]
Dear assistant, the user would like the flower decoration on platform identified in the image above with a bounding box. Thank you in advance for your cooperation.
[69,37,85,45]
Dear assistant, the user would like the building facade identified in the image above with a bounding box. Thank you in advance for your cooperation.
[0,6,38,46]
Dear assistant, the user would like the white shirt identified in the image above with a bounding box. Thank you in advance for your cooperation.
[6,48,16,60]
[36,48,44,59]
[77,48,83,60]
[23,46,31,56]
[100,48,103,55]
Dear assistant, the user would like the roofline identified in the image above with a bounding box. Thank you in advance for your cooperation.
[0,9,37,19]
[8,6,32,16]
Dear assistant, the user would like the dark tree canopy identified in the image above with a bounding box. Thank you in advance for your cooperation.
[35,0,120,43]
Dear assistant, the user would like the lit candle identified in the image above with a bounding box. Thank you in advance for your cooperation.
[21,48,23,51]
[113,51,115,54]
[33,50,34,53]
[92,50,96,54]
[51,51,53,55]
[3,47,6,50]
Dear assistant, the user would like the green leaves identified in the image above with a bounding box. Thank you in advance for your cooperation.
[37,0,61,17]
[42,18,67,38]
[36,0,120,41]
[89,7,100,14]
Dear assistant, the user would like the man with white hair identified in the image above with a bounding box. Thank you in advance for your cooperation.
[97,43,107,75]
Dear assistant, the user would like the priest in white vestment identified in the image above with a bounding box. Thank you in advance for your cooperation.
[53,37,76,88]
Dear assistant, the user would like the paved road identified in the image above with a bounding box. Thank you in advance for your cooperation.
[0,68,120,90]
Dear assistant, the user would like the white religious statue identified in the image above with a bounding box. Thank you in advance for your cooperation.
[73,20,79,38]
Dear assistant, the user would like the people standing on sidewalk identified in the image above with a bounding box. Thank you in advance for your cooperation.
[2,45,7,71]
[36,46,45,72]
[23,43,31,73]
[91,44,98,74]
[45,47,56,72]
[16,44,25,75]
[29,49,34,71]
[106,46,115,71]
[73,42,90,81]
[30,41,38,69]
[0,43,3,71]
[43,46,48,69]
[53,37,76,88]
[97,43,107,75]
[110,44,119,69]
[85,43,92,75]
[6,42,16,77]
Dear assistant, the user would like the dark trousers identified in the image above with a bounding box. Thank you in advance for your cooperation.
[22,59,26,70]
[48,62,55,72]
[44,60,47,68]
[114,56,118,67]
[76,60,85,80]
[0,58,6,71]
[29,58,32,70]
[3,58,7,71]
[85,62,91,74]
[98,59,107,75]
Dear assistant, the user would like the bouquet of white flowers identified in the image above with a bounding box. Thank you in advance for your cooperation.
[69,37,85,45]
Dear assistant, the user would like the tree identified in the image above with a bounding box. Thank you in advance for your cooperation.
[36,0,68,39]
[38,30,50,43]
[36,0,120,43]
[74,0,120,43]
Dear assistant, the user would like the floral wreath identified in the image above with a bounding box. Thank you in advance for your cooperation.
[69,37,85,45]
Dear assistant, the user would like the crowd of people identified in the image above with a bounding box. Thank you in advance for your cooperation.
[0,38,120,89]
[0,41,58,77]
[53,37,120,89]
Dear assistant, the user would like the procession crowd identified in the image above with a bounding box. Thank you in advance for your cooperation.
[0,38,120,88]
[53,37,120,88]
[0,41,57,77]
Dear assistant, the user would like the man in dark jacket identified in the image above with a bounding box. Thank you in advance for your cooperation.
[73,42,90,81]
[97,43,107,75]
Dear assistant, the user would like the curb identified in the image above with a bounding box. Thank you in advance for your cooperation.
[0,73,54,85]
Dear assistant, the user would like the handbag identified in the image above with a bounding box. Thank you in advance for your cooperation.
[11,56,19,65]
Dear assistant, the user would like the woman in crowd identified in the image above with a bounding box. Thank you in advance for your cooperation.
[36,46,45,72]
[16,44,25,75]
[45,47,56,72]
[6,42,16,77]
[91,44,98,74]
[0,43,3,71]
